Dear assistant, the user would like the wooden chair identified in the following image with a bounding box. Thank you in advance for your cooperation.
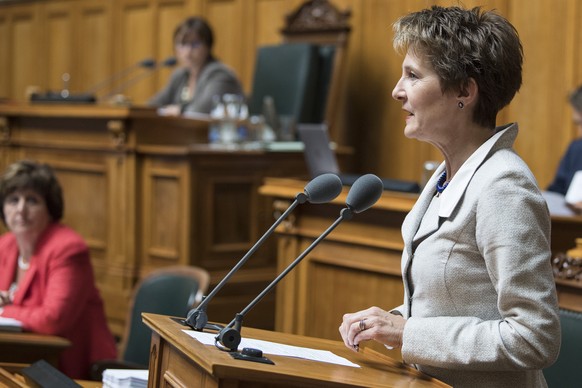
[89,265,210,381]
[281,0,352,144]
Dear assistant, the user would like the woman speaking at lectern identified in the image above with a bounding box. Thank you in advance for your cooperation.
[339,6,560,387]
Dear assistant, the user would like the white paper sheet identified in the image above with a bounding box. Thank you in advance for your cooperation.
[542,190,575,216]
[0,316,23,332]
[103,369,148,388]
[183,329,360,368]
[566,170,582,204]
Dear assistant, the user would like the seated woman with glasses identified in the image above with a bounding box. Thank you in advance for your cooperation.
[149,16,244,116]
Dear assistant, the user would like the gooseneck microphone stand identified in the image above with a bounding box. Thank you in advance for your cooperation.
[215,206,356,351]
[215,174,384,351]
[185,173,343,331]
[185,195,303,331]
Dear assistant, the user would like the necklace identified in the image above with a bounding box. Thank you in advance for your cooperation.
[436,171,449,195]
[18,254,30,271]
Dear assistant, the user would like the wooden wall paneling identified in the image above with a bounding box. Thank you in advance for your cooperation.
[197,167,277,329]
[354,0,419,179]
[41,1,77,94]
[203,0,249,93]
[507,0,573,189]
[2,0,582,187]
[178,0,204,16]
[572,0,582,89]
[0,12,9,99]
[556,0,582,183]
[9,3,41,102]
[77,0,114,96]
[189,150,308,329]
[106,151,137,265]
[98,149,137,337]
[190,151,305,271]
[274,230,300,333]
[151,1,190,93]
[197,166,261,270]
[112,0,157,104]
[140,156,191,272]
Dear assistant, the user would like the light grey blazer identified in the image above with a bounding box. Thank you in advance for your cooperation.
[148,60,243,114]
[393,124,561,388]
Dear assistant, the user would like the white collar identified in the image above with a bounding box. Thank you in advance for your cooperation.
[437,123,516,218]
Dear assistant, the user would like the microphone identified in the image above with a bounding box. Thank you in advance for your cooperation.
[184,173,343,331]
[160,56,177,67]
[85,58,156,95]
[215,174,384,351]
[30,71,100,104]
[101,56,177,101]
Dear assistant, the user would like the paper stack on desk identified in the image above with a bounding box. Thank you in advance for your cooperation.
[102,369,148,388]
[0,316,23,332]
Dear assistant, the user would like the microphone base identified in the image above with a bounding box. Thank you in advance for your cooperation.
[217,326,242,352]
[230,351,274,365]
[170,317,223,332]
[30,92,96,104]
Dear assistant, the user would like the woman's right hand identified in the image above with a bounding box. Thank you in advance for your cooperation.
[339,306,406,352]
[0,291,10,307]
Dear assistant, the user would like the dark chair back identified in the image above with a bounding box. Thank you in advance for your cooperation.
[280,0,351,144]
[312,45,336,123]
[121,266,210,367]
[543,308,582,387]
[248,42,319,125]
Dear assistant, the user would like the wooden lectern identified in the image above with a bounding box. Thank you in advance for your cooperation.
[143,313,449,387]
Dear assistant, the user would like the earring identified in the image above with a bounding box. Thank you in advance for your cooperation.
[458,101,464,109]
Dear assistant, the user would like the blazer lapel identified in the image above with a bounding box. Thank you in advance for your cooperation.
[402,163,445,258]
[0,245,18,290]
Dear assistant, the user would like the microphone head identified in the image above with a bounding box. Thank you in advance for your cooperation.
[139,58,156,68]
[346,174,383,213]
[162,57,177,67]
[303,173,343,204]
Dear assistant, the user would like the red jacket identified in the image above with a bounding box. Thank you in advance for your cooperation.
[0,223,117,379]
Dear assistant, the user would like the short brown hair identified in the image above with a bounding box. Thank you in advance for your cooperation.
[0,160,63,224]
[393,6,523,128]
[174,16,214,52]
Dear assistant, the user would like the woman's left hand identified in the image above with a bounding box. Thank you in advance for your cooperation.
[339,306,406,352]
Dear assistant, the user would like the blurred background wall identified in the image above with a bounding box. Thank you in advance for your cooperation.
[1,0,580,188]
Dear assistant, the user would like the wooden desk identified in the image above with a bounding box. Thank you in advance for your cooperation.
[142,312,449,387]
[0,331,70,367]
[0,103,321,336]
[259,178,582,361]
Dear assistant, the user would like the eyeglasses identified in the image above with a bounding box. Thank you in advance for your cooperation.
[176,41,203,49]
